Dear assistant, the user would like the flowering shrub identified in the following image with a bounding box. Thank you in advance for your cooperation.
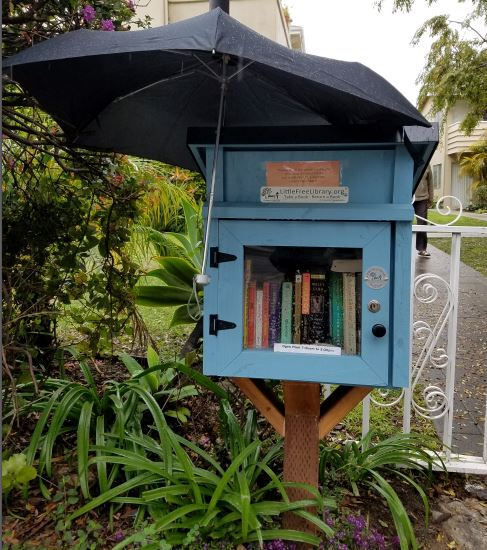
[322,512,400,550]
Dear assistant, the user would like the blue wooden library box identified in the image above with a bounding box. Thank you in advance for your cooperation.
[189,126,437,388]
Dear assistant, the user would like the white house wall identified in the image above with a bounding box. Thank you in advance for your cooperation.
[136,0,291,47]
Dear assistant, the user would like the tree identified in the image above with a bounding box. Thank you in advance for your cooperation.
[460,140,487,206]
[1,2,151,380]
[377,0,487,134]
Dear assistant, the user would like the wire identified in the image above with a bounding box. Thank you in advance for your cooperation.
[187,276,202,321]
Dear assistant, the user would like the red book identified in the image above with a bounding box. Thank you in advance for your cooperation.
[302,272,311,315]
[247,282,257,348]
[262,281,270,348]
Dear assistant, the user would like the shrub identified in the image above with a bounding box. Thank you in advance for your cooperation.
[319,432,443,550]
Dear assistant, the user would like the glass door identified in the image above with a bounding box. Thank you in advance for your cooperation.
[206,220,391,386]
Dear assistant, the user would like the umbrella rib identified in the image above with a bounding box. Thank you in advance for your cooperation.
[113,69,198,104]
[193,54,222,81]
[227,60,255,82]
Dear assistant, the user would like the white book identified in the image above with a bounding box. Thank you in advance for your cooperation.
[255,289,263,348]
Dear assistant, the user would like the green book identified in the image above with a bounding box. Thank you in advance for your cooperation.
[280,282,293,344]
[329,272,344,347]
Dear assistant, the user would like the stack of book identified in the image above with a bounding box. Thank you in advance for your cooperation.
[243,259,362,354]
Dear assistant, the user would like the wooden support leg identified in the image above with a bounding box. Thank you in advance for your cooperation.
[319,385,371,439]
[282,381,321,535]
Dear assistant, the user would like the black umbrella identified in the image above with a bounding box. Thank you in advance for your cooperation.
[3,7,429,173]
[3,7,430,281]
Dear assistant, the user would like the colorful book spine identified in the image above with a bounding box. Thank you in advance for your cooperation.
[329,272,344,347]
[280,282,293,344]
[293,271,302,344]
[343,273,357,355]
[247,282,256,348]
[309,274,327,344]
[255,289,263,348]
[302,272,311,315]
[269,282,281,346]
[262,281,270,348]
[355,272,362,354]
[243,259,252,348]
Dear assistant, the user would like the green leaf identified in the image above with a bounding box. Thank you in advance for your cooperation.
[153,504,207,531]
[95,416,108,494]
[151,257,197,288]
[154,361,228,400]
[134,285,192,307]
[169,304,200,327]
[69,473,157,520]
[78,401,94,499]
[206,440,260,516]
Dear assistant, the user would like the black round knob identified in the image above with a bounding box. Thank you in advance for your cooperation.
[372,324,387,338]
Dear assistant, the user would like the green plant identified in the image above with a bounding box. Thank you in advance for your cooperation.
[319,431,443,550]
[460,141,487,208]
[22,348,225,499]
[71,401,335,548]
[2,453,37,496]
[134,198,203,327]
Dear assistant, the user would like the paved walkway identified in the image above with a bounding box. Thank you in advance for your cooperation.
[413,244,487,455]
[451,210,487,222]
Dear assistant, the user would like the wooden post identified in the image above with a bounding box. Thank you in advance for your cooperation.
[282,381,321,534]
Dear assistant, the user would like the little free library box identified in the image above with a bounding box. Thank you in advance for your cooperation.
[190,125,438,388]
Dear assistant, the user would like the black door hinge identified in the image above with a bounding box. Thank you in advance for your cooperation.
[210,247,237,268]
[209,314,236,335]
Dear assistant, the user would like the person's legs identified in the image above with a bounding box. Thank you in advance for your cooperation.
[413,199,429,254]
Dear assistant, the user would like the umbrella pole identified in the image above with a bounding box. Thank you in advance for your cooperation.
[196,56,228,286]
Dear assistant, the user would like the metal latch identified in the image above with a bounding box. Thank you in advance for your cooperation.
[209,247,237,268]
[209,314,236,335]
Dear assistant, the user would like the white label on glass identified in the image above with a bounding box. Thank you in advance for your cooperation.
[273,343,342,355]
[364,266,389,289]
[260,186,349,203]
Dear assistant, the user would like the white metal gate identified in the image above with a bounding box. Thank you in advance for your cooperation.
[359,198,487,474]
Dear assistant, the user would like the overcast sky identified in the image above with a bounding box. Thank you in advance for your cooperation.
[287,0,474,106]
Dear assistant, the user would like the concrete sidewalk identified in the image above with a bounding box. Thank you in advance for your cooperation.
[413,245,487,455]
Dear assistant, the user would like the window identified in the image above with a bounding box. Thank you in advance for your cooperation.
[243,246,362,356]
[432,164,442,190]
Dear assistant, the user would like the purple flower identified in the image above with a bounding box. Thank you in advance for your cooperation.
[101,19,115,31]
[112,530,124,542]
[391,536,401,548]
[81,5,96,23]
[347,514,366,531]
[127,0,136,9]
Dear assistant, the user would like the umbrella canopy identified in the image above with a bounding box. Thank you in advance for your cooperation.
[3,7,429,172]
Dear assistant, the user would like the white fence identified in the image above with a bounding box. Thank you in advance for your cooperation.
[360,204,487,474]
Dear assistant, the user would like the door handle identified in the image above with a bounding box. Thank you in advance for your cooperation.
[372,324,387,338]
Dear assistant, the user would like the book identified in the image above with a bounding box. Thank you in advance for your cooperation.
[329,271,344,347]
[308,274,327,344]
[356,272,362,354]
[293,271,302,344]
[280,282,293,344]
[269,282,281,346]
[262,281,270,348]
[255,289,263,348]
[331,259,363,273]
[301,272,311,315]
[343,273,356,355]
[243,259,252,347]
[246,282,256,348]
